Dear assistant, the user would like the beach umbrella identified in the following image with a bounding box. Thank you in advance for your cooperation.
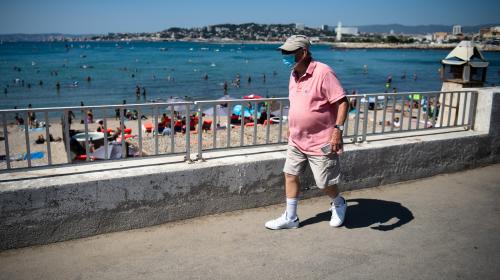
[165,96,188,112]
[243,94,263,99]
[203,104,230,117]
[217,95,234,101]
[232,104,253,117]
[271,106,289,117]
[203,95,235,117]
[360,96,385,103]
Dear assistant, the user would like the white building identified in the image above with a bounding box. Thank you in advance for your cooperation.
[453,25,462,35]
[336,22,342,41]
[335,26,359,36]
[335,27,359,36]
[296,23,305,31]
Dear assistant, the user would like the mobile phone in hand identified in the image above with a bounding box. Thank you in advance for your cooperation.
[320,143,332,155]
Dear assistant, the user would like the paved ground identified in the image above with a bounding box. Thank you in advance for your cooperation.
[1,164,499,280]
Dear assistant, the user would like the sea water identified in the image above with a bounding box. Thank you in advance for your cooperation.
[1,41,499,110]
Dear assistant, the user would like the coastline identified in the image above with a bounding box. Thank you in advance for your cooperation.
[3,38,499,51]
[79,39,500,51]
[327,42,500,51]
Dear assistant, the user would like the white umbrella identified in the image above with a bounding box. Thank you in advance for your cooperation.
[166,97,188,112]
[271,105,289,117]
[203,95,235,117]
[203,104,230,117]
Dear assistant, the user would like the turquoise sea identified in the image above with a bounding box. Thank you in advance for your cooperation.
[1,41,499,110]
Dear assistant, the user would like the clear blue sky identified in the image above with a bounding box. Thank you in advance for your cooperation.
[0,0,499,34]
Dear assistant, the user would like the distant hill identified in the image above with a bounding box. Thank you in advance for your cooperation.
[357,24,499,34]
[0,33,93,42]
[1,23,499,42]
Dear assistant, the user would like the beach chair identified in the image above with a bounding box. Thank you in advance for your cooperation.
[143,122,153,134]
[74,154,96,161]
[202,120,212,132]
[174,120,183,133]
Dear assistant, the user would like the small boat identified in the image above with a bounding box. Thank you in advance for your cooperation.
[159,47,167,51]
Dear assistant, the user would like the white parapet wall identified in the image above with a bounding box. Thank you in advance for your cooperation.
[0,88,499,251]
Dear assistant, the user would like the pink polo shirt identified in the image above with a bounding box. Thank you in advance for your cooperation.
[288,60,345,155]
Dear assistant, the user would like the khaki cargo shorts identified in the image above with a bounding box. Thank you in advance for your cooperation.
[283,145,341,189]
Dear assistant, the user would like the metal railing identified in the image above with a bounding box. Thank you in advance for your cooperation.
[0,91,478,171]
[342,90,478,143]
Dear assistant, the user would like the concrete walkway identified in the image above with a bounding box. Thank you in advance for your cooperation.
[1,164,499,280]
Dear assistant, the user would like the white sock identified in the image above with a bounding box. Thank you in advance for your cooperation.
[286,198,298,220]
[332,195,344,207]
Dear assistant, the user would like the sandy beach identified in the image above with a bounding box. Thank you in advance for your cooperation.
[0,96,442,171]
[0,114,290,169]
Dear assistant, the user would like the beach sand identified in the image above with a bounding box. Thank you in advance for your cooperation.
[0,116,290,169]
[1,100,435,170]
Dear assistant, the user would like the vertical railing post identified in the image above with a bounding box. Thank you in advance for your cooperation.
[44,111,52,165]
[197,105,204,161]
[213,104,217,149]
[372,95,378,134]
[64,110,72,164]
[103,109,109,160]
[24,111,31,167]
[239,102,245,146]
[265,101,270,144]
[226,103,231,148]
[408,94,413,131]
[2,112,11,169]
[362,95,369,142]
[84,111,90,162]
[185,104,192,162]
[468,91,478,131]
[120,108,126,158]
[137,107,143,157]
[390,95,397,132]
[447,92,455,127]
[154,105,159,155]
[170,104,175,153]
[381,95,388,134]
[354,96,361,142]
[278,101,284,143]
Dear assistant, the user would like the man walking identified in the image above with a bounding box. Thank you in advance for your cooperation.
[265,35,349,229]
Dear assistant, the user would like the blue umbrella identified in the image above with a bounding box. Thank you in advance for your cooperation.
[233,105,253,117]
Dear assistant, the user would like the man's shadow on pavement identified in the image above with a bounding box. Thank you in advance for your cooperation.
[300,198,414,231]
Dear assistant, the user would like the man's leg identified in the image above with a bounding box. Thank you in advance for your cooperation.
[323,184,339,199]
[308,154,346,227]
[285,173,300,198]
[284,173,300,222]
[326,183,346,227]
[264,146,305,230]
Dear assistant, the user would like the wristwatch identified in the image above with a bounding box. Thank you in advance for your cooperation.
[334,124,344,131]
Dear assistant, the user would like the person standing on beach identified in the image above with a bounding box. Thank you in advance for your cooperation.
[27,104,36,128]
[135,85,141,98]
[265,35,349,230]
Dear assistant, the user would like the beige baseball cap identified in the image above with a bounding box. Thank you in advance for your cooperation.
[278,35,311,52]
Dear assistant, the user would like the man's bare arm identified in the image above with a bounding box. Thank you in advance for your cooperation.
[330,96,349,153]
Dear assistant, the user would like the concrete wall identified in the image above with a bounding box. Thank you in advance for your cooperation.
[0,88,498,251]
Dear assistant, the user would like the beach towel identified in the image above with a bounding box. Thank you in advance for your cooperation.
[23,151,45,160]
[22,127,45,132]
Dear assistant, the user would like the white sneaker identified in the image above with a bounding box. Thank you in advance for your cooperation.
[330,197,347,227]
[265,212,299,230]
